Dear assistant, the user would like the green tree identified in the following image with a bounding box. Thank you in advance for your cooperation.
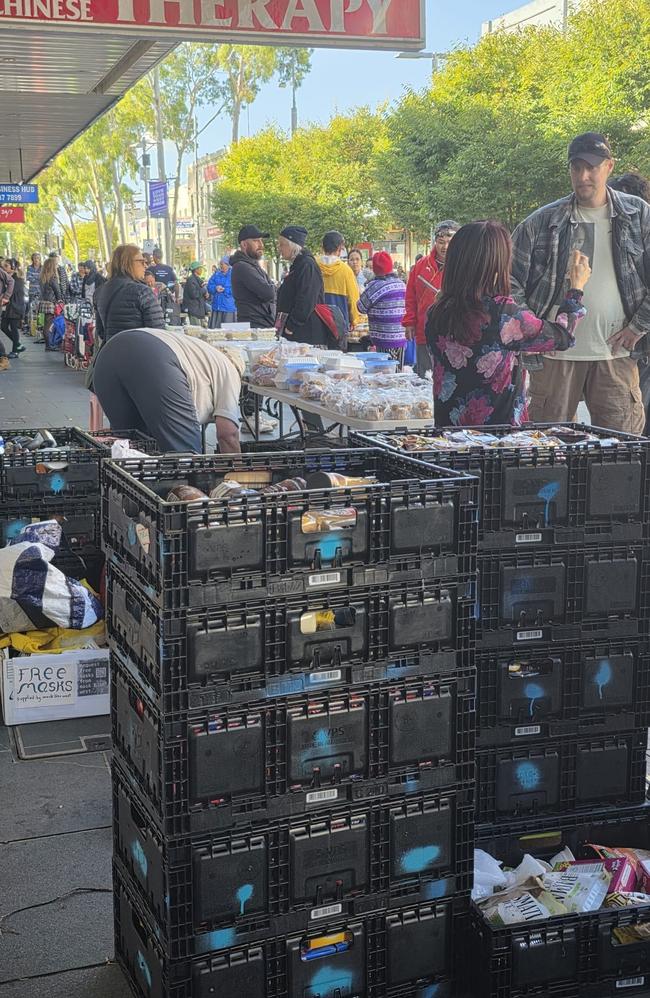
[155,44,223,256]
[212,111,391,253]
[381,0,650,234]
[213,45,278,144]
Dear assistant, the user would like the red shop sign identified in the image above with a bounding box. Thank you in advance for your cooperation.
[0,0,425,50]
[0,206,25,223]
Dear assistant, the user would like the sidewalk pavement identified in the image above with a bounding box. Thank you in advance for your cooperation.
[0,338,91,429]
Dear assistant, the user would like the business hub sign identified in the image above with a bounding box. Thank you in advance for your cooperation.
[0,183,38,204]
[0,1,425,50]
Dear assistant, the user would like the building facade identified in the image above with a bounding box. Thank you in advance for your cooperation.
[481,0,576,34]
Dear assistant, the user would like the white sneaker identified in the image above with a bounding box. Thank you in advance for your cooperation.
[257,414,277,434]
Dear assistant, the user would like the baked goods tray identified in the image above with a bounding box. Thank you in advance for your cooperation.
[247,383,434,432]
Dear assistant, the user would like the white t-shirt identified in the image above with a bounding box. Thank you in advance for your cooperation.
[144,328,243,427]
[548,202,627,362]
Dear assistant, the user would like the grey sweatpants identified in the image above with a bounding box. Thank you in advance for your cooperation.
[93,329,203,453]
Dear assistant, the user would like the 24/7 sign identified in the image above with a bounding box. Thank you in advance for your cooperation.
[0,206,25,223]
[0,184,39,204]
[0,1,424,51]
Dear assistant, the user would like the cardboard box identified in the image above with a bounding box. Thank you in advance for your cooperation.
[1,648,110,725]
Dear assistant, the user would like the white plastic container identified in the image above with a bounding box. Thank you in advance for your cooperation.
[321,354,365,372]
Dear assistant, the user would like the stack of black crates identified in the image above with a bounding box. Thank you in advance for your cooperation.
[353,423,650,998]
[102,446,479,998]
[0,426,156,588]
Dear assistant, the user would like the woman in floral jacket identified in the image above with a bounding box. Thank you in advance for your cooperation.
[425,220,590,426]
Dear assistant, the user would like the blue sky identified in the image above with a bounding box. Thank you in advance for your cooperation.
[196,0,515,156]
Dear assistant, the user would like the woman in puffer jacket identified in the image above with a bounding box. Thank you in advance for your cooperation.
[94,244,165,343]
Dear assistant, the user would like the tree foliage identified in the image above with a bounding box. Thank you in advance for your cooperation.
[212,111,391,251]
[380,0,650,235]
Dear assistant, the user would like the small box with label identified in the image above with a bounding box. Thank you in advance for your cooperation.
[1,647,110,725]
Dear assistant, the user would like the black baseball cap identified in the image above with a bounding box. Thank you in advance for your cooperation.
[568,132,613,166]
[238,224,269,242]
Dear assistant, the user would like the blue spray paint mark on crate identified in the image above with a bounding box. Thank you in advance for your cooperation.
[136,951,152,990]
[236,883,254,915]
[524,682,545,717]
[317,534,342,564]
[422,879,449,900]
[309,965,353,994]
[400,844,441,875]
[594,659,613,700]
[537,481,560,527]
[516,761,541,791]
[419,984,440,998]
[48,473,66,494]
[131,839,148,880]
[314,728,333,748]
[6,519,28,541]
[195,927,235,954]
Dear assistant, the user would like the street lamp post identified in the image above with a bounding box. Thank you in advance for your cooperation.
[141,139,151,242]
[396,50,448,74]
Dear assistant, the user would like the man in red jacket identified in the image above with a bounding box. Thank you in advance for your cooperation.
[403,220,459,376]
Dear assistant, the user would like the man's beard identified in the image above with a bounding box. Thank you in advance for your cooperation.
[246,248,262,260]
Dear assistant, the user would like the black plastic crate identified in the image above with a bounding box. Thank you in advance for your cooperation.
[477,545,649,649]
[0,497,100,549]
[114,865,462,998]
[111,660,476,837]
[0,426,105,501]
[85,428,159,454]
[351,423,650,550]
[469,805,650,998]
[107,563,476,712]
[52,543,105,593]
[113,761,474,958]
[102,448,478,609]
[475,730,648,824]
[477,639,650,747]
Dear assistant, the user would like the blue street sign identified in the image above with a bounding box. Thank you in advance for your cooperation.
[148,180,168,218]
[0,184,39,204]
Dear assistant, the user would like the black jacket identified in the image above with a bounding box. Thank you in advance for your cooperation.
[95,276,165,342]
[276,250,331,346]
[6,275,25,319]
[230,250,276,328]
[81,267,106,302]
[41,276,62,304]
[182,272,209,319]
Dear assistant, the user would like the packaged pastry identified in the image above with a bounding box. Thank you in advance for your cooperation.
[261,477,308,494]
[166,485,208,502]
[209,481,259,499]
[301,507,357,532]
[412,399,434,419]
[305,471,375,490]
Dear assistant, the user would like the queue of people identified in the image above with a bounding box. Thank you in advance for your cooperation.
[2,130,648,446]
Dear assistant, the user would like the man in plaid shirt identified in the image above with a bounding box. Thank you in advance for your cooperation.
[512,132,650,433]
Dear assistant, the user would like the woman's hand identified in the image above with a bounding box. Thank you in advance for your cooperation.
[569,249,591,291]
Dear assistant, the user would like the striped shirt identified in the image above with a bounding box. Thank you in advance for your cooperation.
[358,274,407,349]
